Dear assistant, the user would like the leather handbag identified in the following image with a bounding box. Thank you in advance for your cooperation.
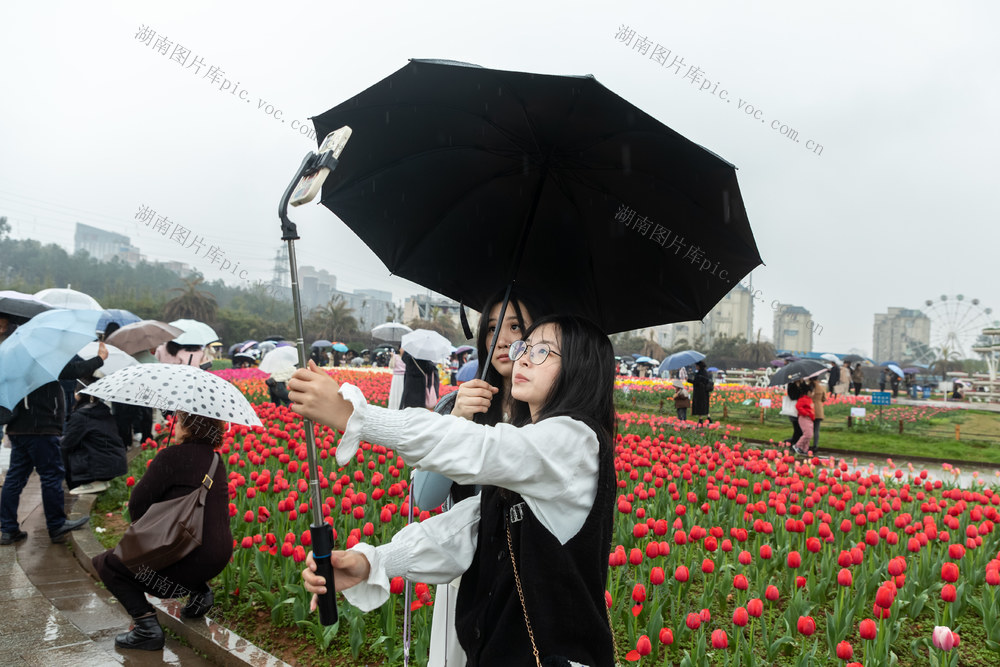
[114,454,219,571]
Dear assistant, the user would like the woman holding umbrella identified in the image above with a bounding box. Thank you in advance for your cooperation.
[414,289,550,666]
[91,410,232,650]
[294,314,617,667]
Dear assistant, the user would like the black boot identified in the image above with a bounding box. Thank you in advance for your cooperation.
[181,587,214,619]
[115,613,164,650]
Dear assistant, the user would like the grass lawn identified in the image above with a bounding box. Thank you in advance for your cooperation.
[620,398,1000,466]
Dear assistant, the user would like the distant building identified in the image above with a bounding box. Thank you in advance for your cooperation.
[340,289,394,331]
[873,307,930,363]
[773,304,814,353]
[74,223,141,264]
[403,293,462,329]
[298,265,337,311]
[637,284,753,350]
[153,259,193,279]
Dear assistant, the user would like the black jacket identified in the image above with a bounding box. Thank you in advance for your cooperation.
[60,400,127,485]
[401,352,439,409]
[5,355,104,436]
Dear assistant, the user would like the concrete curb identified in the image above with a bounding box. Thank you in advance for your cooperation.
[68,493,291,667]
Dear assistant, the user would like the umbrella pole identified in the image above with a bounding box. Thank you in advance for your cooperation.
[279,153,339,626]
[477,162,550,381]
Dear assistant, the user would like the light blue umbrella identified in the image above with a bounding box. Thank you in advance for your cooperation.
[0,309,101,410]
[311,339,333,348]
[887,363,905,378]
[456,359,479,382]
[97,308,141,333]
[658,349,706,374]
[332,342,349,353]
[635,356,657,365]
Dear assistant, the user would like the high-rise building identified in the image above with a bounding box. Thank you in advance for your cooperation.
[873,307,931,363]
[74,223,141,264]
[773,304,814,353]
[640,284,754,350]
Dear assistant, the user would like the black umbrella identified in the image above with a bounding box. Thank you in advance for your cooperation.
[768,359,828,386]
[313,59,762,335]
[842,354,866,363]
[0,290,54,322]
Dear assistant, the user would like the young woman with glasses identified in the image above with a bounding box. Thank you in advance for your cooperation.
[412,288,550,666]
[290,314,617,667]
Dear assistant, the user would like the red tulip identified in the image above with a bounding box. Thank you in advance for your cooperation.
[733,574,749,590]
[629,548,643,565]
[659,627,674,645]
[747,598,763,617]
[836,641,854,660]
[765,585,779,601]
[875,584,895,609]
[859,618,877,640]
[941,584,957,602]
[941,562,959,582]
[675,565,690,582]
[701,558,715,574]
[685,612,701,630]
[126,476,135,487]
[837,568,853,587]
[390,576,404,594]
[796,616,816,636]
[787,551,801,568]
[650,566,665,586]
[711,629,728,649]
[635,634,652,656]
[733,606,749,626]
[632,583,647,604]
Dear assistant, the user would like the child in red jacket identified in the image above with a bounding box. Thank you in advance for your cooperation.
[794,380,816,455]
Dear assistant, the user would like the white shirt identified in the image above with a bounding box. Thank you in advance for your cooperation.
[334,383,601,611]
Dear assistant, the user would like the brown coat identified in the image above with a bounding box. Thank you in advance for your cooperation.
[811,384,828,420]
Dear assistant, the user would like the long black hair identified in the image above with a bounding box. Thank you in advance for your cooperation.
[474,287,551,426]
[510,315,616,447]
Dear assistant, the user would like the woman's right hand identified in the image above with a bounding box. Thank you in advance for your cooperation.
[450,379,499,420]
[303,549,372,611]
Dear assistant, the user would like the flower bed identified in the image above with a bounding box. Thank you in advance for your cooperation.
[109,369,999,665]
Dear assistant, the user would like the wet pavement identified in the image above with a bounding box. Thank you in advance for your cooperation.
[0,459,289,666]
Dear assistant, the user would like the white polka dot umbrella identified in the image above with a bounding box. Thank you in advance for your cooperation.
[80,363,262,427]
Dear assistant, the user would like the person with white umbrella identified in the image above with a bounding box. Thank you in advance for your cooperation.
[84,364,261,651]
[400,329,450,410]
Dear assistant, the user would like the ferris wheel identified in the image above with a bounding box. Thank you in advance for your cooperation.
[916,295,997,361]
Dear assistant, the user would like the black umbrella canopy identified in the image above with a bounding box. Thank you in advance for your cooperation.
[313,59,762,334]
[769,359,828,386]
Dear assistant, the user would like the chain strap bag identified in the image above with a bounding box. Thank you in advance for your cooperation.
[114,454,219,571]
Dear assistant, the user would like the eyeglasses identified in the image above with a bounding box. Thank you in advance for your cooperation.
[509,339,561,365]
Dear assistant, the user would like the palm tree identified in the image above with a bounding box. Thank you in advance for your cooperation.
[163,276,217,323]
[307,295,359,342]
[931,345,963,380]
[738,330,776,367]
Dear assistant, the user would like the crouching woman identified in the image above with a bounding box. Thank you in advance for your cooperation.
[292,315,617,666]
[92,411,232,650]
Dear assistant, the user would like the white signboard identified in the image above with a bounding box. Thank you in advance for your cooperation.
[758,399,772,408]
[850,407,866,418]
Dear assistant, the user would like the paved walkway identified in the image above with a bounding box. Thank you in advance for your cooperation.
[0,442,290,667]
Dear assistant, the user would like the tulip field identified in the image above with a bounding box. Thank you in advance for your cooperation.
[111,368,1000,666]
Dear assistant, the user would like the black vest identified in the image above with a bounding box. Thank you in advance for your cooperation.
[455,428,615,666]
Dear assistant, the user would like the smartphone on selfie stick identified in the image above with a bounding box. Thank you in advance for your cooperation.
[278,125,352,626]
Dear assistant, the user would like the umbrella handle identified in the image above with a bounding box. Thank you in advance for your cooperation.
[310,523,339,626]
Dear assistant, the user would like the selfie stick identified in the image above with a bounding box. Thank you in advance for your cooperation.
[278,127,351,626]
